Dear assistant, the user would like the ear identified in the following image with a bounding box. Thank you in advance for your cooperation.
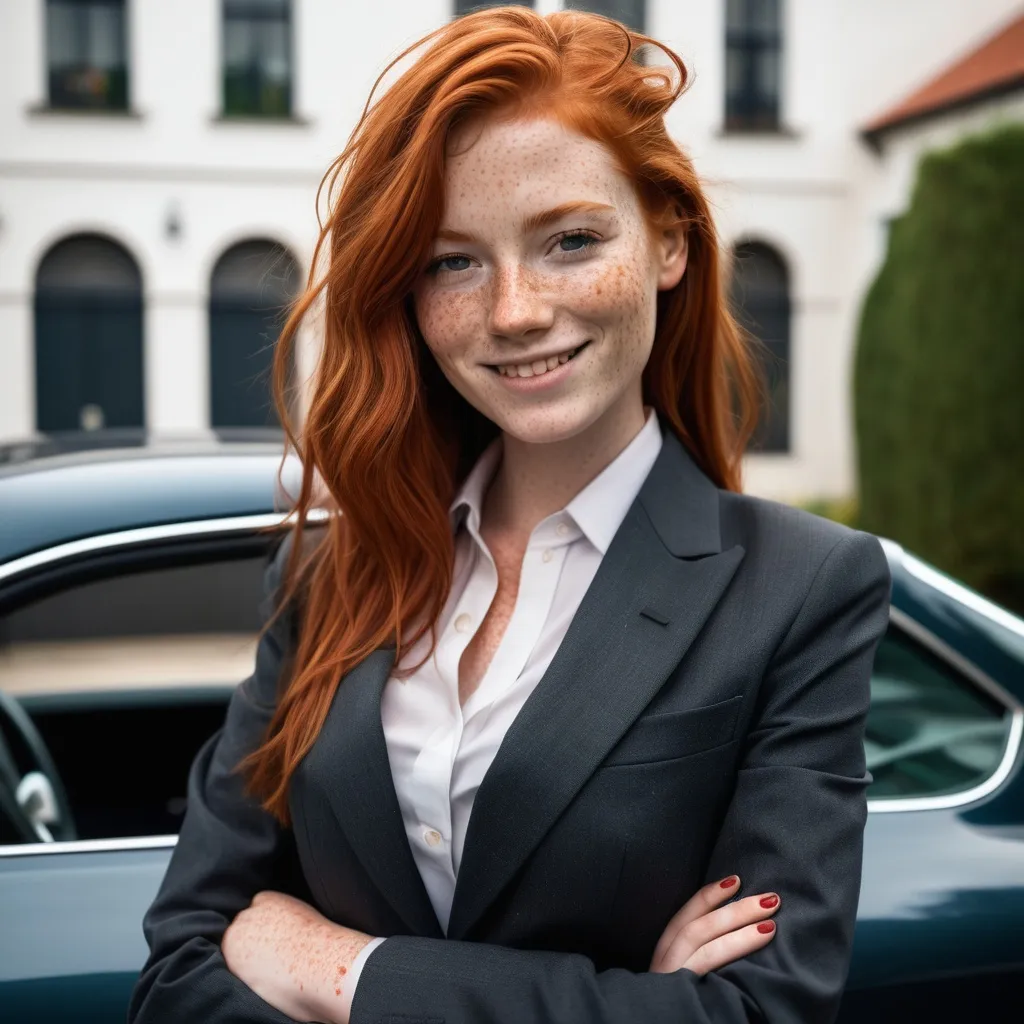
[655,221,688,291]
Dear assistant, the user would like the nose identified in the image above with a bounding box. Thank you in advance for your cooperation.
[487,262,554,340]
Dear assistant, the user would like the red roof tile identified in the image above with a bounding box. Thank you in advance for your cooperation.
[863,10,1024,137]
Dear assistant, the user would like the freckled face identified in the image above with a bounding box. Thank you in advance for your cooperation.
[412,114,686,447]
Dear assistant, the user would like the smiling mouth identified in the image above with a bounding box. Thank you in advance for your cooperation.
[489,341,591,378]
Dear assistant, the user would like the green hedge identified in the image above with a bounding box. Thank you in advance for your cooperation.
[854,123,1024,615]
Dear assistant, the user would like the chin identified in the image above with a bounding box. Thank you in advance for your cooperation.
[490,405,604,448]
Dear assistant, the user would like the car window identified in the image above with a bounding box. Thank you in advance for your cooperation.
[0,555,266,698]
[866,626,1013,801]
[0,547,273,845]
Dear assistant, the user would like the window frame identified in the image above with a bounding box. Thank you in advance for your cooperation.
[220,0,295,120]
[723,0,784,134]
[44,0,131,113]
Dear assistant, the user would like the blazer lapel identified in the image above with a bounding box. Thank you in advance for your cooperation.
[446,431,745,941]
[308,647,445,939]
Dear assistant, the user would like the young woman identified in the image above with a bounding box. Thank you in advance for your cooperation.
[130,8,891,1024]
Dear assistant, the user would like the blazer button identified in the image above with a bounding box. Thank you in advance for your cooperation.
[454,613,472,634]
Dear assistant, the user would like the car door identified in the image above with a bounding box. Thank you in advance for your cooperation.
[0,513,285,1023]
[841,589,1024,1023]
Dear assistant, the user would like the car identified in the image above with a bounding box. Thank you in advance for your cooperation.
[0,435,1021,1023]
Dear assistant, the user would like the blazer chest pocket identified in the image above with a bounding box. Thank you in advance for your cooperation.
[602,694,743,767]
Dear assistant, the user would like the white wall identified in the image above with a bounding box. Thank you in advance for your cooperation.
[0,0,1021,500]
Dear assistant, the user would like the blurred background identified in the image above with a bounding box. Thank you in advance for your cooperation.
[0,0,1021,610]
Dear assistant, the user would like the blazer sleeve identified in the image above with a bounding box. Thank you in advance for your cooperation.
[349,531,892,1024]
[128,534,303,1024]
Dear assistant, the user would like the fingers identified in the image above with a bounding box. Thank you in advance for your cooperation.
[652,887,782,975]
[650,875,742,970]
[682,892,780,953]
[683,918,778,977]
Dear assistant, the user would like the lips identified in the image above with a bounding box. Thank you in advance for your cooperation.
[490,341,590,378]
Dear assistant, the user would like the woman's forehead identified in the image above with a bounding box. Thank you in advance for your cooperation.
[441,114,635,214]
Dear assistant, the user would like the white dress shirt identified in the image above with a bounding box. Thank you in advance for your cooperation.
[342,408,663,1009]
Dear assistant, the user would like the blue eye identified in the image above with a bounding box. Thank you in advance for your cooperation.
[556,231,599,254]
[428,254,473,276]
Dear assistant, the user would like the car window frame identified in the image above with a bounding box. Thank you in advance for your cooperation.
[866,603,1023,814]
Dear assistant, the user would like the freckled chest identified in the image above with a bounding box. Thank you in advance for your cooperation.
[457,532,526,707]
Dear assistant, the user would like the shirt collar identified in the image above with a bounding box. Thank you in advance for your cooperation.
[448,407,663,555]
[449,435,502,537]
[564,407,663,555]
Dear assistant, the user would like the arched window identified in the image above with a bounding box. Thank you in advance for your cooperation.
[34,233,144,433]
[730,241,791,453]
[209,239,300,429]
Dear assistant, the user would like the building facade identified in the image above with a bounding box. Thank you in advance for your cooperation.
[1,0,1021,500]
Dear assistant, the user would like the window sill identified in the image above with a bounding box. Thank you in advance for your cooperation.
[26,104,143,120]
[211,113,311,127]
[715,124,801,141]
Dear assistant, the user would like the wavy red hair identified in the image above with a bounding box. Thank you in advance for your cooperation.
[242,6,763,822]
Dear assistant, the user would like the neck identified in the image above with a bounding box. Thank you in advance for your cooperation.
[481,393,648,540]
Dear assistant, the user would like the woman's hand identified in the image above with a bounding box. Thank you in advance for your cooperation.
[222,890,375,1023]
[649,876,780,975]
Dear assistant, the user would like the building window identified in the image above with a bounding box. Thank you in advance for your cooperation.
[46,0,128,111]
[725,0,782,132]
[34,234,144,433]
[564,1,645,32]
[222,0,292,118]
[729,241,790,453]
[455,1,533,15]
[209,240,300,428]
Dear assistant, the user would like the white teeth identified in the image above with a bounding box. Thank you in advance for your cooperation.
[496,346,580,377]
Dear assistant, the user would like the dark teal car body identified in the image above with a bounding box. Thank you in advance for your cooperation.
[0,437,1021,1023]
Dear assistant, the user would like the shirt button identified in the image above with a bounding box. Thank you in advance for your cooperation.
[556,522,570,537]
[542,549,554,563]
[454,613,472,633]
[424,829,442,847]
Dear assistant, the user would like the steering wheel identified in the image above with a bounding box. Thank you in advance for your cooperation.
[0,690,77,842]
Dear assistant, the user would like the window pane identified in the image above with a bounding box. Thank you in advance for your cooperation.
[564,1,646,32]
[724,0,781,130]
[85,4,121,68]
[866,629,1012,800]
[455,1,533,15]
[729,243,790,453]
[47,0,127,110]
[223,0,292,116]
[750,0,779,34]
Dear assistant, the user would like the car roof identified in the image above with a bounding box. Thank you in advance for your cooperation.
[0,433,299,564]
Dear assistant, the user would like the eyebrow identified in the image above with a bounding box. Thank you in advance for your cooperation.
[435,201,616,243]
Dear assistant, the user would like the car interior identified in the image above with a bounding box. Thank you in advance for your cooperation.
[0,534,276,844]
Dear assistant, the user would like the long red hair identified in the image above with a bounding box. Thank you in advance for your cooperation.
[243,6,763,822]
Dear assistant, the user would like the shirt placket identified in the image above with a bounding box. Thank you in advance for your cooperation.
[414,537,497,882]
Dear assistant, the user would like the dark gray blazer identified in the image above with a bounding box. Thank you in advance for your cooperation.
[129,428,892,1024]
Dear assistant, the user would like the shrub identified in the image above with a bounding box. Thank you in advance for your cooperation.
[853,123,1024,614]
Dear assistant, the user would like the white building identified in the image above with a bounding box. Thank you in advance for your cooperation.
[1,0,1021,501]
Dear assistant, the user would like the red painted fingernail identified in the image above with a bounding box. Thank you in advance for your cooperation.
[719,876,738,889]
[760,894,779,909]
[757,921,776,934]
